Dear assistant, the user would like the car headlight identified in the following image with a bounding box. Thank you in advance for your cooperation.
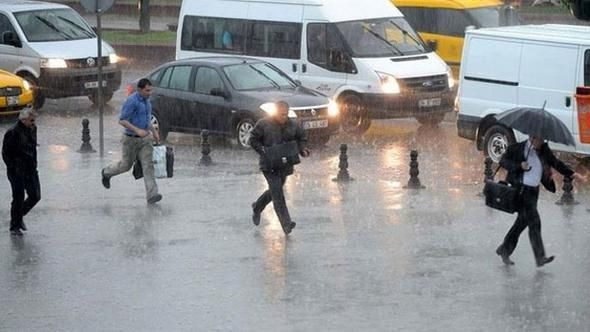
[22,79,31,91]
[109,53,119,64]
[260,102,297,118]
[447,67,455,89]
[328,100,339,117]
[376,71,400,94]
[40,58,67,69]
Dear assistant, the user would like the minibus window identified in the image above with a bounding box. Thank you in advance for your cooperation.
[584,50,590,86]
[307,23,348,72]
[181,16,247,54]
[15,9,95,42]
[248,21,301,59]
[0,14,17,45]
[467,7,501,28]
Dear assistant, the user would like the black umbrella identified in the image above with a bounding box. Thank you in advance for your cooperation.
[494,104,576,146]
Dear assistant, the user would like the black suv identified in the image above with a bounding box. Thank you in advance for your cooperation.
[137,57,340,148]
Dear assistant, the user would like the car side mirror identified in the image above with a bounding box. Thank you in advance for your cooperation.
[92,26,97,33]
[210,87,228,98]
[427,40,438,52]
[329,49,344,68]
[2,31,21,48]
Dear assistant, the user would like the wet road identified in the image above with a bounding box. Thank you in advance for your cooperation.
[1,67,590,331]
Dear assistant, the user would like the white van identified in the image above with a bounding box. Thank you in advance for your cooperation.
[457,24,590,162]
[176,0,455,133]
[0,0,121,108]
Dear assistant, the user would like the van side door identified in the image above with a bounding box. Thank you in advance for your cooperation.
[300,22,348,97]
[0,12,20,72]
[518,42,579,152]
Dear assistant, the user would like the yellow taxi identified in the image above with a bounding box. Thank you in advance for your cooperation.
[392,0,519,79]
[0,69,34,117]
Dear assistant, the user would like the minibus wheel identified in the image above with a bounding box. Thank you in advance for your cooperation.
[340,94,371,134]
[483,124,515,163]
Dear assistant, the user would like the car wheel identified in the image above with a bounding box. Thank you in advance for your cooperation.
[151,111,169,141]
[19,74,44,109]
[88,91,114,106]
[483,124,515,163]
[339,94,371,135]
[236,118,255,149]
[415,113,445,126]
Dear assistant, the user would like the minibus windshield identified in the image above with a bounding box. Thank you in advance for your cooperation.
[336,17,427,58]
[15,8,96,42]
[223,62,297,91]
[467,7,500,28]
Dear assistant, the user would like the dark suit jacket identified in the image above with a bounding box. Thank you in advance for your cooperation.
[500,141,574,193]
[2,120,37,175]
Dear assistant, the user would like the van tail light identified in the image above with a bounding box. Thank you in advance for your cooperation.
[126,84,134,96]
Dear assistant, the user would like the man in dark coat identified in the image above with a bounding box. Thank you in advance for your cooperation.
[2,108,41,236]
[249,101,310,235]
[495,135,583,267]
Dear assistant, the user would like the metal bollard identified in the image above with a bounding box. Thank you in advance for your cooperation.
[199,129,213,166]
[403,150,425,189]
[78,118,95,153]
[333,143,353,182]
[556,175,579,205]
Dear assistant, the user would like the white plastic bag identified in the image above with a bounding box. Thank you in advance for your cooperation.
[153,145,167,178]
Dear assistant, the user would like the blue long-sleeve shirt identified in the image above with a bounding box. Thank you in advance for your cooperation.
[119,92,151,136]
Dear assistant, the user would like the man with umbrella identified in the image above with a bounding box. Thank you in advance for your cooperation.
[494,106,586,267]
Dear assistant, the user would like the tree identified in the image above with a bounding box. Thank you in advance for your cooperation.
[139,0,150,33]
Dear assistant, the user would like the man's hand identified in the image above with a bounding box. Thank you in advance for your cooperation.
[300,148,310,158]
[521,162,530,171]
[136,128,150,138]
[153,129,161,144]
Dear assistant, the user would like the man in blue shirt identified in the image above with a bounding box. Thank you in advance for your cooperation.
[101,78,162,204]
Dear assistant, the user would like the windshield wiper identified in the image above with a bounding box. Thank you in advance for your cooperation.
[388,20,424,52]
[34,15,74,40]
[249,65,281,89]
[361,25,404,56]
[57,15,94,38]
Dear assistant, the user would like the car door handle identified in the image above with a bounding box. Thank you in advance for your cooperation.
[566,96,572,108]
[292,63,297,72]
[302,64,307,73]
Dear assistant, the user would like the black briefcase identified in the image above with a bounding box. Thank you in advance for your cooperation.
[166,146,174,178]
[263,141,300,170]
[483,180,520,214]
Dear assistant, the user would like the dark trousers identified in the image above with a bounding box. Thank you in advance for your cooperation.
[253,169,292,227]
[7,170,41,231]
[499,186,546,263]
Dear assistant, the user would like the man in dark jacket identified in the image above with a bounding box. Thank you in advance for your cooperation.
[2,108,41,236]
[249,101,310,235]
[495,135,583,267]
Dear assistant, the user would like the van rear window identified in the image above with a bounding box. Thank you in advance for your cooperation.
[181,16,301,60]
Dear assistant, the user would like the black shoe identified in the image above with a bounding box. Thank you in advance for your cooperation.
[147,194,162,204]
[283,221,296,235]
[536,256,555,268]
[10,229,23,236]
[251,203,261,226]
[101,168,111,189]
[496,245,514,266]
[19,222,27,231]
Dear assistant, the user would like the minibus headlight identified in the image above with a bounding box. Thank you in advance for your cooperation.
[376,71,400,94]
[22,80,31,91]
[447,67,455,89]
[40,58,67,69]
[260,102,297,118]
[328,100,339,117]
[109,54,119,64]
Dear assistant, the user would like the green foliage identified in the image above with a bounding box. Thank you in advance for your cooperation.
[101,30,176,46]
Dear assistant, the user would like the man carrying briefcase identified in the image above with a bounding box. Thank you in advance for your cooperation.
[249,101,310,235]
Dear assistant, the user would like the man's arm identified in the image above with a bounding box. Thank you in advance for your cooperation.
[499,144,521,172]
[249,121,265,155]
[119,98,150,137]
[544,145,574,177]
[1,130,17,169]
[295,123,310,157]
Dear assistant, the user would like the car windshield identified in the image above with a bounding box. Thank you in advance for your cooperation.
[467,7,501,28]
[335,17,427,58]
[15,8,96,42]
[223,62,297,91]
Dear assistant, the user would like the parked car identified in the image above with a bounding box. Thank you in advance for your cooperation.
[0,0,121,108]
[176,0,455,131]
[0,68,33,117]
[129,57,340,148]
[457,24,590,162]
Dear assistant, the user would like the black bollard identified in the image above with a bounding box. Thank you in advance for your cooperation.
[199,129,213,166]
[333,144,353,182]
[78,118,95,153]
[403,150,425,189]
[556,175,579,205]
[478,157,494,197]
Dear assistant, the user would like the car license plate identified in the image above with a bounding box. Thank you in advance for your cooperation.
[84,81,107,89]
[418,98,441,107]
[6,96,18,106]
[303,119,328,129]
